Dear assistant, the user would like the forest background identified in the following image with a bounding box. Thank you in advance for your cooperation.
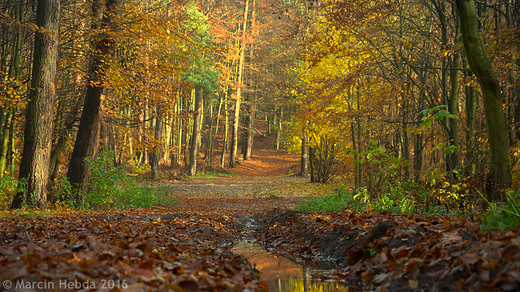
[0,0,519,224]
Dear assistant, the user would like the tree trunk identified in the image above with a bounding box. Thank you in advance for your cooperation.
[447,14,461,175]
[175,94,183,165]
[207,92,223,166]
[151,105,163,179]
[301,129,308,177]
[275,108,283,150]
[11,0,60,209]
[243,101,255,160]
[464,64,477,174]
[189,86,203,176]
[220,89,229,168]
[67,0,120,205]
[230,0,250,168]
[456,0,512,191]
[243,0,256,161]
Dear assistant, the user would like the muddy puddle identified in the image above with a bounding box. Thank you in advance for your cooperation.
[232,241,350,292]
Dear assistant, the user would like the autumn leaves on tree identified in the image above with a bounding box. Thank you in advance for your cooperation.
[0,0,519,209]
[1,0,298,209]
[290,0,518,196]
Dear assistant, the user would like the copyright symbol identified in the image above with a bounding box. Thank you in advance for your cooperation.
[3,280,12,289]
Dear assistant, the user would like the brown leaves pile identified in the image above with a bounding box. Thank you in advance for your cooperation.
[0,209,261,291]
[255,210,520,292]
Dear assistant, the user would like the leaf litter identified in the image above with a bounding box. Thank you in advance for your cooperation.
[1,161,520,291]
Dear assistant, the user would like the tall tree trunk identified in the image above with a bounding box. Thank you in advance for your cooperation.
[464,61,477,174]
[456,0,512,191]
[349,102,359,189]
[275,108,283,150]
[220,89,229,168]
[11,0,60,209]
[230,0,250,168]
[151,105,162,179]
[163,116,171,163]
[189,86,203,176]
[0,108,14,177]
[243,101,255,160]
[447,13,461,175]
[0,2,23,179]
[175,93,183,165]
[301,127,308,177]
[207,92,224,166]
[67,0,120,204]
[49,96,82,182]
[243,0,256,161]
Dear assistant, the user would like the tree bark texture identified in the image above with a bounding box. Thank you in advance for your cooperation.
[67,0,120,204]
[11,0,60,209]
[456,0,512,190]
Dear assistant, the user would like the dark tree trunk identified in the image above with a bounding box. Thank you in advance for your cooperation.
[457,0,512,191]
[11,0,60,209]
[151,105,163,179]
[67,0,120,205]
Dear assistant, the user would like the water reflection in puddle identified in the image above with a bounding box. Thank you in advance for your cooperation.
[232,241,350,292]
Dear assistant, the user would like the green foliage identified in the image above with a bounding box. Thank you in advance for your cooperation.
[57,151,177,211]
[417,105,458,132]
[189,170,233,179]
[299,181,425,214]
[55,176,76,207]
[111,181,178,210]
[0,169,26,210]
[83,151,128,210]
[299,186,355,213]
[347,140,411,188]
[481,191,520,232]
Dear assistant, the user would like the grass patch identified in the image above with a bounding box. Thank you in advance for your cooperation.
[481,191,520,232]
[299,186,355,213]
[188,170,233,179]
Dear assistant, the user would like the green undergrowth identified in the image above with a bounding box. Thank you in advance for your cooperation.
[188,170,233,179]
[0,168,25,210]
[0,151,178,212]
[56,152,178,211]
[480,192,520,231]
[299,183,520,232]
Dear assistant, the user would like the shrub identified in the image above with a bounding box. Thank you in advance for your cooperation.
[0,169,25,210]
[299,186,356,213]
[298,181,425,214]
[481,191,520,231]
[309,136,343,183]
[56,151,177,211]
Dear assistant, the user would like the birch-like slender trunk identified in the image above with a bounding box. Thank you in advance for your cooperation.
[230,0,250,168]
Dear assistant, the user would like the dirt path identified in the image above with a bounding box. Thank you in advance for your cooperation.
[228,148,301,177]
[168,144,330,216]
[168,176,331,223]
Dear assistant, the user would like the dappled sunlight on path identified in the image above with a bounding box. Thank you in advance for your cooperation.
[230,148,300,177]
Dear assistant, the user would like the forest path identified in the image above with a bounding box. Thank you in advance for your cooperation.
[161,122,339,215]
[168,176,331,216]
[168,148,331,216]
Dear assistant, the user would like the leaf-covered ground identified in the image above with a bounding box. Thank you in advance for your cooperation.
[1,149,519,291]
[0,173,332,292]
[254,209,520,291]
